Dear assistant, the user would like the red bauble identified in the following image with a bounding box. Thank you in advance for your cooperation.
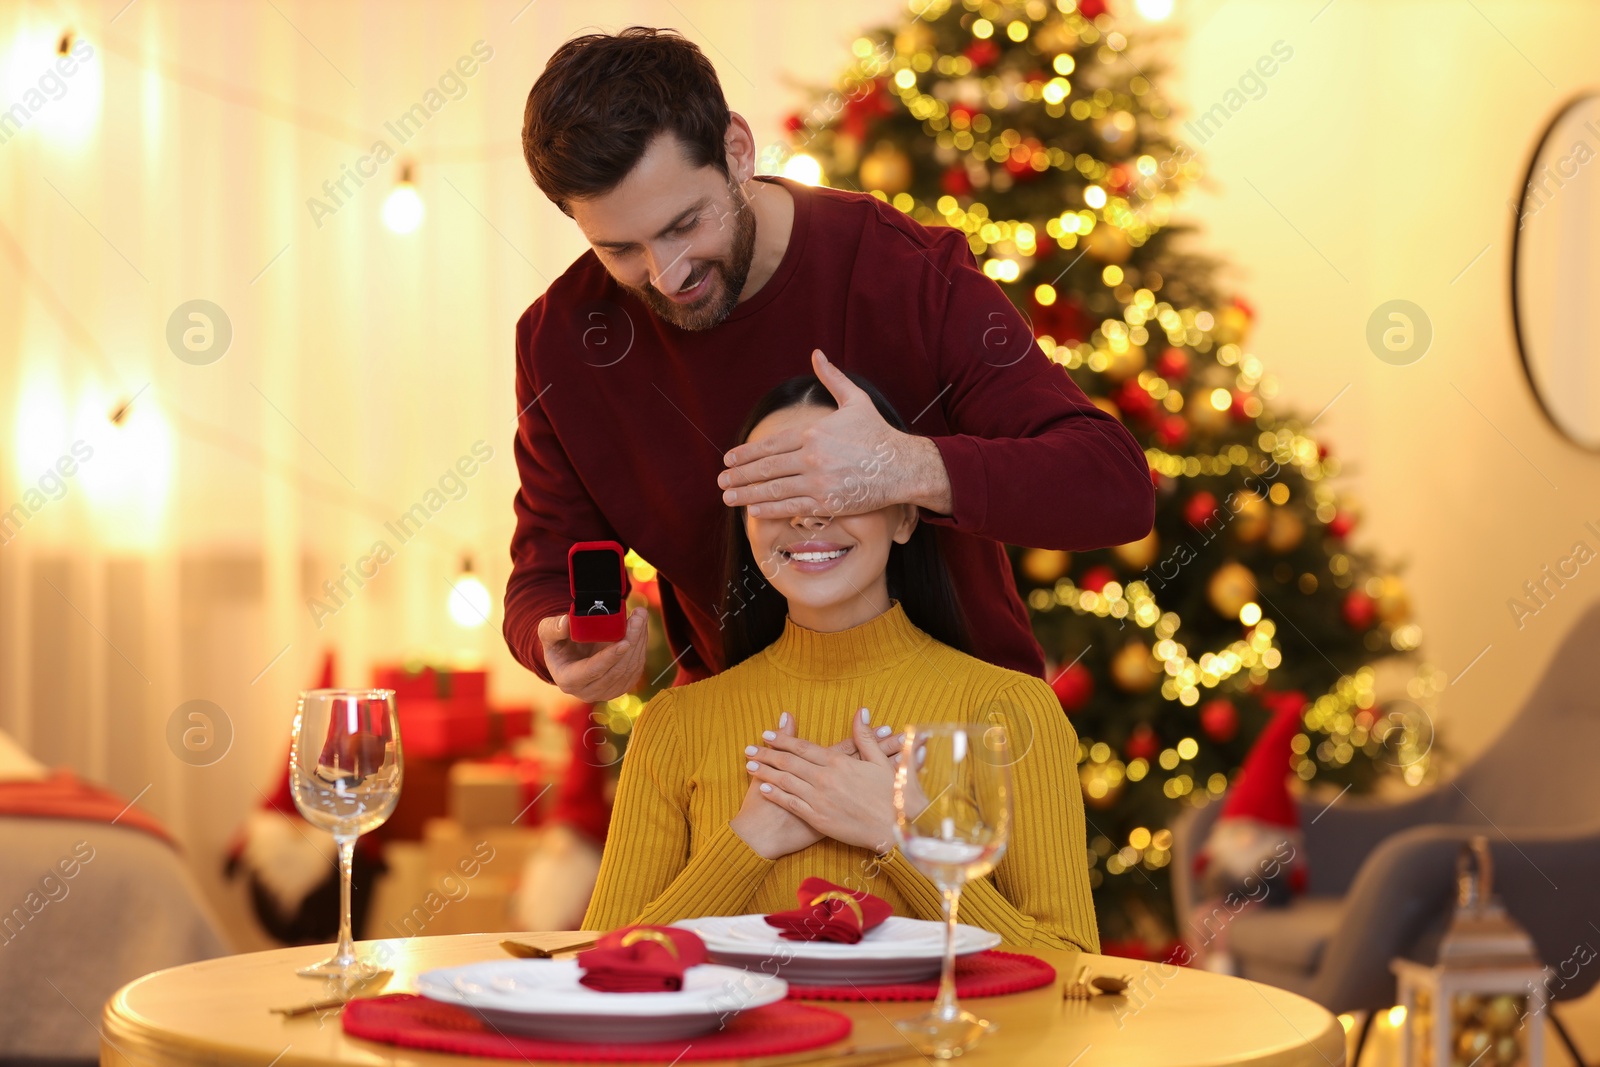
[1079,565,1117,593]
[1342,590,1377,630]
[1259,690,1307,719]
[1200,699,1239,743]
[1229,390,1253,422]
[1149,465,1163,487]
[1184,490,1219,528]
[941,165,972,197]
[1156,347,1189,380]
[784,113,806,135]
[1033,297,1091,345]
[963,39,1001,67]
[1111,378,1157,423]
[1050,662,1094,713]
[1327,511,1357,539]
[1156,413,1190,448]
[1125,724,1159,762]
[840,79,894,140]
[1078,0,1109,18]
[1317,442,1331,461]
[1003,137,1045,182]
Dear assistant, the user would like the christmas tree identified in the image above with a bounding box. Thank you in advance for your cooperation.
[768,0,1442,949]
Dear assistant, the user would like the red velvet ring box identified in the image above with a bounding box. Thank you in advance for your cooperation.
[568,540,629,642]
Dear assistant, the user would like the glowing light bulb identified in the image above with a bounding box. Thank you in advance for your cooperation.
[448,557,490,628]
[383,163,424,233]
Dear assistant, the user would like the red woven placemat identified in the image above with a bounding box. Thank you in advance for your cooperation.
[342,994,852,1062]
[784,949,1055,1001]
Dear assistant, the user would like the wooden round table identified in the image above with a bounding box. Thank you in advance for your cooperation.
[101,931,1345,1066]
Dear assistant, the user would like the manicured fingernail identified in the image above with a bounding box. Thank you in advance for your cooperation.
[759,783,773,793]
[761,731,776,741]
[744,745,758,756]
[860,708,870,724]
[876,725,892,737]
[746,760,759,772]
[916,748,927,765]
[779,713,789,728]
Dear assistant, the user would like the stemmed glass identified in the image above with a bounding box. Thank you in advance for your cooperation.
[290,688,403,979]
[892,722,1014,1058]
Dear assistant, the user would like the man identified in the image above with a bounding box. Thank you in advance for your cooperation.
[506,27,1154,701]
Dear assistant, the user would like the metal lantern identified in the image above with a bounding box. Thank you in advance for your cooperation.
[1391,837,1547,1067]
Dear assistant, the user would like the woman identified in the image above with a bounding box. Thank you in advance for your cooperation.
[581,373,1097,952]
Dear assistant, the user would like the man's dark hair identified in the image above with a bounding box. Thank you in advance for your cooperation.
[522,27,731,214]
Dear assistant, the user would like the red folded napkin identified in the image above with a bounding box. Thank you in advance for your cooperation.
[575,925,708,993]
[764,877,893,944]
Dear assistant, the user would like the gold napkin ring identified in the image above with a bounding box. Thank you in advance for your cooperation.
[808,890,865,926]
[619,928,680,958]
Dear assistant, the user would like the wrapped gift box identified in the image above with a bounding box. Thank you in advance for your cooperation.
[448,756,551,828]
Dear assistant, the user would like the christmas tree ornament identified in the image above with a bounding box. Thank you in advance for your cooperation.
[1111,378,1157,423]
[1184,490,1219,529]
[1213,299,1253,345]
[1022,547,1071,583]
[859,142,913,194]
[1199,698,1239,743]
[940,164,973,196]
[1085,223,1132,263]
[1232,491,1269,543]
[1375,575,1411,624]
[1101,342,1146,380]
[1125,724,1159,763]
[1266,507,1305,553]
[1155,412,1189,448]
[1112,529,1158,568]
[1091,395,1122,420]
[1342,590,1377,630]
[1327,510,1357,539]
[1079,565,1117,593]
[1187,388,1230,434]
[1050,661,1094,712]
[1156,346,1189,379]
[1110,640,1157,692]
[1207,561,1257,618]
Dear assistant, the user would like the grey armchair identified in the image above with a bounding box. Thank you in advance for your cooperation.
[1170,598,1600,1058]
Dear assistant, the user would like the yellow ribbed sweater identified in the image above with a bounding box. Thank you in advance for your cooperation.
[581,602,1098,952]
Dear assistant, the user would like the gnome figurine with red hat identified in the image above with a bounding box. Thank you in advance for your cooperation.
[1186,694,1309,972]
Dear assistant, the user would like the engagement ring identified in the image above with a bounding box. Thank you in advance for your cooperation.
[586,599,610,615]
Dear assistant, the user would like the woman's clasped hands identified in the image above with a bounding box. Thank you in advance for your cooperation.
[729,708,904,861]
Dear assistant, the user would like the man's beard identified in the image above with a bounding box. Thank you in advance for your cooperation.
[625,179,757,332]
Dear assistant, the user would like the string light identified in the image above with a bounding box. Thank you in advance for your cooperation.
[382,162,424,234]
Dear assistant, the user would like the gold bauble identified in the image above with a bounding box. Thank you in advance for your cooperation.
[1079,762,1125,810]
[859,143,912,196]
[1188,389,1230,434]
[1102,343,1146,382]
[1267,507,1306,553]
[1233,491,1269,543]
[1213,304,1251,345]
[1113,530,1158,569]
[1021,548,1070,583]
[1206,561,1256,618]
[1091,395,1122,420]
[1085,224,1131,264]
[1110,640,1157,692]
[1481,994,1521,1035]
[1455,1025,1491,1062]
[1375,575,1411,624]
[894,24,934,55]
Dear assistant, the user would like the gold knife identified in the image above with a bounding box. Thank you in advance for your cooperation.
[500,937,601,958]
[269,970,394,1017]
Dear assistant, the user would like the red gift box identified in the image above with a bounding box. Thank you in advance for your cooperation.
[374,666,487,704]
[397,698,490,759]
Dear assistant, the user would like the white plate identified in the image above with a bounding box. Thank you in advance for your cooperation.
[416,958,787,1042]
[670,915,1001,985]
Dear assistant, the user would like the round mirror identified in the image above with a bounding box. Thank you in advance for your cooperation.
[1512,93,1600,451]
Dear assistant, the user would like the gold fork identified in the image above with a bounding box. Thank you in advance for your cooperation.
[270,969,394,1017]
[1062,963,1093,1000]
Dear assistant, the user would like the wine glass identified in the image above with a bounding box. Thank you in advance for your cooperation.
[290,688,403,980]
[892,722,1013,1058]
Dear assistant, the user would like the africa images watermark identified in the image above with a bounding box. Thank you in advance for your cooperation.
[1511,112,1600,230]
[0,441,95,548]
[305,40,494,229]
[1506,517,1600,631]
[0,35,95,149]
[306,440,494,628]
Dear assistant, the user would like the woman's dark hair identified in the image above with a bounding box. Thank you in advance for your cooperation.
[718,373,972,668]
[522,27,731,214]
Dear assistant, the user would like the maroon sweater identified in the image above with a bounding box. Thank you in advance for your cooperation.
[504,177,1154,684]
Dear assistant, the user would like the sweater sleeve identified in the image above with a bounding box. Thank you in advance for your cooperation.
[502,303,623,684]
[918,231,1155,551]
[877,678,1100,952]
[581,691,776,931]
